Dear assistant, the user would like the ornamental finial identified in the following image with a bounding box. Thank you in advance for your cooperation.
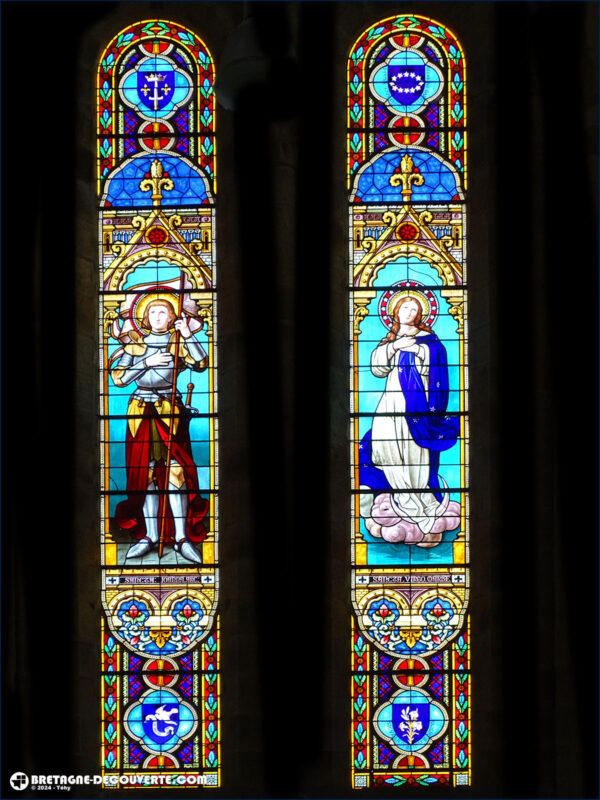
[389,153,425,202]
[139,159,174,206]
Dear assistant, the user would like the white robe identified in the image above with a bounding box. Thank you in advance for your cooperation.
[369,334,447,534]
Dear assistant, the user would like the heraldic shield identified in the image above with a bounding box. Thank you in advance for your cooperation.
[142,702,180,745]
[392,697,431,746]
[137,69,175,112]
[388,64,426,104]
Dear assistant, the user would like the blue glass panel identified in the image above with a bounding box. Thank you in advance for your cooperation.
[104,154,210,207]
[354,149,461,203]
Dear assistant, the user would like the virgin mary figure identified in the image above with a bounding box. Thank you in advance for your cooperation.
[359,288,461,547]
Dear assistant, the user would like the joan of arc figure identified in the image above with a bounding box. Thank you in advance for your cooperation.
[110,296,209,564]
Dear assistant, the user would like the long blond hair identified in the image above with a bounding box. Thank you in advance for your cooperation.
[383,295,432,343]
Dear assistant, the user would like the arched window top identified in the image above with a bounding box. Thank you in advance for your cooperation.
[102,153,212,208]
[97,19,215,195]
[348,16,466,196]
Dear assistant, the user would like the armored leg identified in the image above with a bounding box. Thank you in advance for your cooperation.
[169,478,202,564]
[126,479,159,559]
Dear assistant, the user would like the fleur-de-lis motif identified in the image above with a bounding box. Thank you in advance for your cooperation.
[139,159,174,206]
[389,153,425,202]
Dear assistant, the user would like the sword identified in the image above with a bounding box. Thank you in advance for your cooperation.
[145,73,167,111]
[185,382,199,415]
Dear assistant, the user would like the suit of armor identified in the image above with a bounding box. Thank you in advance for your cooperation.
[111,329,209,564]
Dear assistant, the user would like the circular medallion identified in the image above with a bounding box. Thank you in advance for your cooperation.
[393,656,429,688]
[143,656,179,688]
[139,120,175,152]
[389,114,425,147]
[370,46,443,116]
[119,55,193,122]
[124,687,198,754]
[374,686,448,754]
[390,34,424,49]
[145,225,169,246]
[394,754,429,769]
[143,753,179,768]
[395,222,419,242]
[139,41,173,57]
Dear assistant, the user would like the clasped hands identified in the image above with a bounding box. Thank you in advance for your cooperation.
[392,334,419,354]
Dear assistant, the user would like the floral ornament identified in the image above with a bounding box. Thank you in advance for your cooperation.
[365,595,457,655]
[419,597,455,648]
[169,598,205,649]
[116,598,153,650]
[398,706,423,744]
[365,597,411,653]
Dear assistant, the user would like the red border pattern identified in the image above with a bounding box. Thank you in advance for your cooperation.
[97,19,215,191]
[347,15,466,183]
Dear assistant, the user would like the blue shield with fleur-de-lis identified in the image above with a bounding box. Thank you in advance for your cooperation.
[141,702,180,745]
[392,697,430,746]
[388,65,426,104]
[137,70,175,112]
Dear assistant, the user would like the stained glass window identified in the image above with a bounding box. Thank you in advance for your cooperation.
[348,16,470,789]
[97,20,219,788]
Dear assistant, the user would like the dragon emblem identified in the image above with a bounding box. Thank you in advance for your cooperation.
[143,704,179,739]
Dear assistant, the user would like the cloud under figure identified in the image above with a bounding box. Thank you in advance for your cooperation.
[365,493,461,548]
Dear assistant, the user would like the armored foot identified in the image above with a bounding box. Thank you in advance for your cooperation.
[174,540,203,564]
[127,536,155,558]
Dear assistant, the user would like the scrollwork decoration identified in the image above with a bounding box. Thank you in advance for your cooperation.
[103,308,119,336]
[361,237,378,254]
[354,305,369,335]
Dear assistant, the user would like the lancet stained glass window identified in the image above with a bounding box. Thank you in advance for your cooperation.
[97,20,220,788]
[348,16,470,789]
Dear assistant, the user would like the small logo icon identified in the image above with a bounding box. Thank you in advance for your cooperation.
[10,773,29,791]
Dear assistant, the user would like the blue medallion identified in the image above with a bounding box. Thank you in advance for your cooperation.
[388,65,426,104]
[124,688,197,753]
[392,698,431,746]
[374,687,447,753]
[120,56,193,121]
[137,70,176,112]
[371,49,442,115]
[142,702,180,744]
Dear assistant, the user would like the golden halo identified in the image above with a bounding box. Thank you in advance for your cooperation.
[130,292,179,334]
[379,280,439,329]
[388,290,430,320]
